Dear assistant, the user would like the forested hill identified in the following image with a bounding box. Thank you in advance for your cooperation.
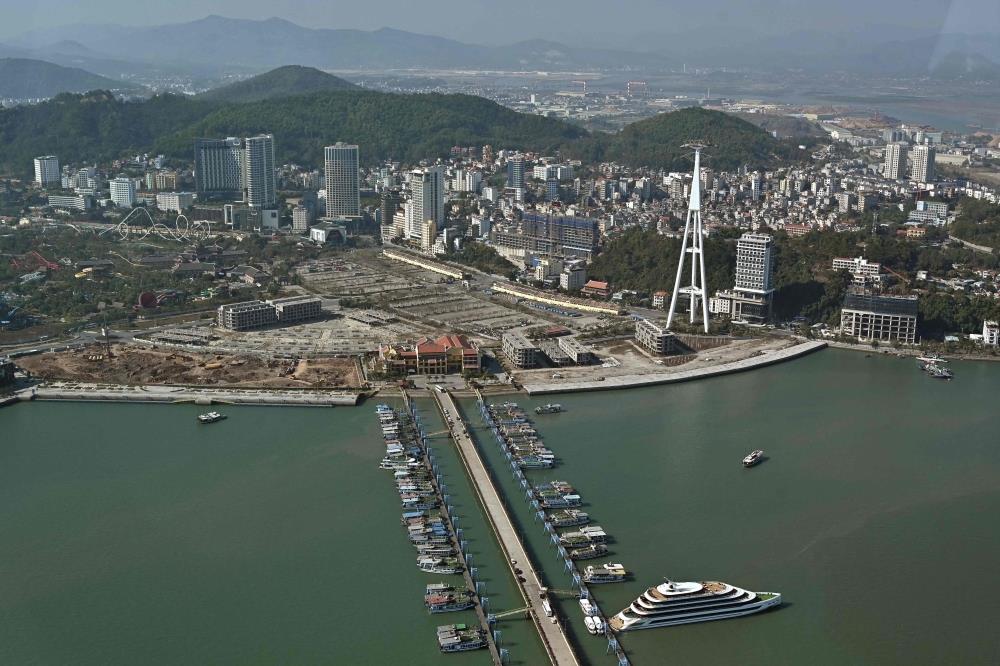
[0,89,586,174]
[572,107,809,171]
[155,90,587,166]
[0,87,805,176]
[196,65,357,103]
[0,58,142,99]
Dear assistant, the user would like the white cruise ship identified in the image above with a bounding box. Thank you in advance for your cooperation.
[609,579,781,631]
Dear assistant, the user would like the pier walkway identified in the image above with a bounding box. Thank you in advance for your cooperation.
[431,390,581,666]
[400,391,503,666]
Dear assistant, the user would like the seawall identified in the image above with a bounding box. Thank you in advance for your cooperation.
[522,340,827,395]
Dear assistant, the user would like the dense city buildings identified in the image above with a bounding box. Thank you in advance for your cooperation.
[33,155,60,187]
[883,143,906,180]
[710,232,774,324]
[324,143,360,218]
[833,256,883,286]
[194,137,244,199]
[109,177,136,208]
[490,213,600,264]
[267,295,323,324]
[734,233,775,294]
[634,318,677,355]
[840,293,919,344]
[502,330,540,368]
[406,166,444,240]
[292,205,310,233]
[377,334,481,375]
[910,145,936,183]
[243,134,277,209]
[155,191,194,213]
[984,321,1000,347]
[217,300,279,331]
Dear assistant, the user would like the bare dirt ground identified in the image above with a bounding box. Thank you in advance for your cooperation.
[18,344,361,388]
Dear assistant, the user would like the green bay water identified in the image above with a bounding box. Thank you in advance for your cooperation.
[462,349,1000,666]
[0,400,545,665]
[4,348,1000,665]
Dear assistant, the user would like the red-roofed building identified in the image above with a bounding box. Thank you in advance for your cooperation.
[377,334,482,375]
[581,280,610,298]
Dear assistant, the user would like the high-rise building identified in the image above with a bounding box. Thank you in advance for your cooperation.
[34,156,60,187]
[380,189,401,228]
[507,156,525,189]
[324,143,360,217]
[194,138,244,198]
[109,177,136,208]
[910,145,936,182]
[545,179,560,202]
[407,167,444,240]
[243,134,276,208]
[883,143,906,180]
[292,206,311,233]
[734,233,774,294]
[421,219,437,251]
[710,232,775,324]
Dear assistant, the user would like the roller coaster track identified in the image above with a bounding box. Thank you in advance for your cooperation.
[96,208,217,242]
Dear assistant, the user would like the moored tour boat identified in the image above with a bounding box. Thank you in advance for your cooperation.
[609,579,781,631]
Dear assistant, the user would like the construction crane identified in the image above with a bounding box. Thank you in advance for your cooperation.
[626,80,648,97]
[571,80,588,95]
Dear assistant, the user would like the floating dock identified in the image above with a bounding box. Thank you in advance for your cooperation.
[432,390,582,666]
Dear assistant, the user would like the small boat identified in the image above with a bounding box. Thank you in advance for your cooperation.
[743,450,764,467]
[418,556,463,575]
[535,403,564,415]
[425,584,475,613]
[197,411,226,423]
[920,362,954,379]
[917,355,946,364]
[583,563,628,584]
[548,509,590,527]
[437,624,487,652]
[570,544,609,560]
[593,616,606,634]
[579,598,596,615]
[584,616,598,634]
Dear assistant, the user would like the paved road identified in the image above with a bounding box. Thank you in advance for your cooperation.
[433,391,581,666]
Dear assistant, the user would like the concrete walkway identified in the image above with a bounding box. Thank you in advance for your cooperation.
[432,391,581,666]
[522,340,827,394]
[19,382,361,406]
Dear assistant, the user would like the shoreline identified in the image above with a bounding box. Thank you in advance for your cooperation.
[824,339,1000,362]
[12,382,362,407]
[521,340,828,395]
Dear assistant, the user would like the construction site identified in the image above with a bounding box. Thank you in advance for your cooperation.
[17,345,362,389]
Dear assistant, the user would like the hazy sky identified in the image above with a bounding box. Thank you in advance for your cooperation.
[3,0,999,44]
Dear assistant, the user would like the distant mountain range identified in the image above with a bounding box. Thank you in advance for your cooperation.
[6,15,999,77]
[7,15,650,72]
[0,66,801,177]
[196,65,357,102]
[0,58,143,98]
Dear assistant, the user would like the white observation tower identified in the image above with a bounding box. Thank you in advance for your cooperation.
[666,143,710,333]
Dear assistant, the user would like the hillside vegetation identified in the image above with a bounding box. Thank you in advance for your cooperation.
[155,90,587,166]
[196,65,357,103]
[573,107,811,171]
[950,197,1000,249]
[0,58,141,99]
[0,76,808,176]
